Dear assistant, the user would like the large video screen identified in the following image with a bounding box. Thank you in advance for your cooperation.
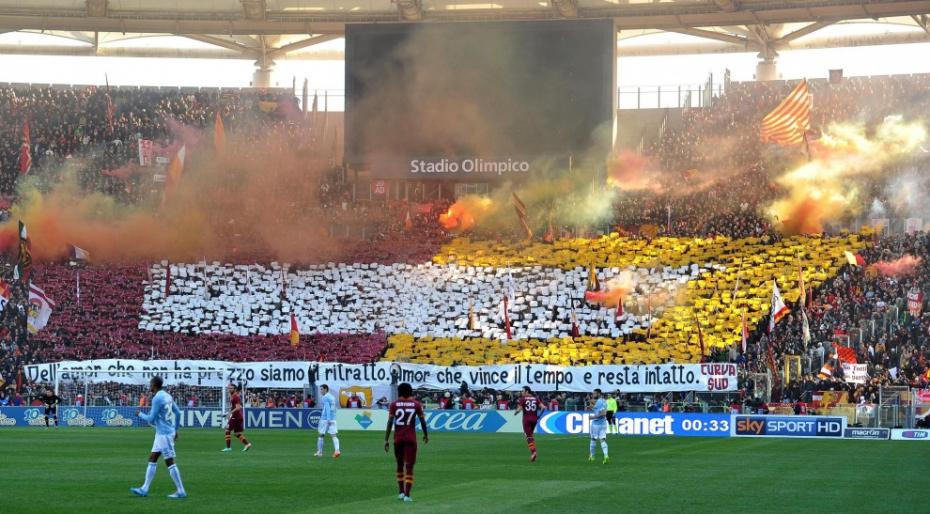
[345,19,615,180]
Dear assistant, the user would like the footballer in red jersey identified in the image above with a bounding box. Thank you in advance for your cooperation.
[385,383,429,503]
[514,386,546,462]
[222,384,252,452]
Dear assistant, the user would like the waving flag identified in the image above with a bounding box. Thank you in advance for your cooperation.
[403,210,413,231]
[818,357,835,379]
[68,244,90,261]
[164,261,172,297]
[27,284,55,334]
[844,251,866,267]
[760,79,811,146]
[801,306,812,348]
[798,263,807,306]
[692,312,706,359]
[162,145,187,204]
[0,279,12,311]
[511,192,533,240]
[290,312,300,347]
[16,221,32,283]
[214,111,226,154]
[502,296,512,340]
[19,119,32,174]
[835,345,857,364]
[769,280,789,332]
[105,73,114,133]
[586,263,600,292]
[740,311,749,353]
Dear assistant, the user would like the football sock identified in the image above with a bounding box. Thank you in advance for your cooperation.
[142,462,157,492]
[404,473,414,496]
[45,416,49,427]
[225,431,232,449]
[316,437,324,453]
[167,464,186,495]
[238,434,249,446]
[527,437,536,454]
[332,436,340,452]
[589,440,596,457]
[396,471,404,494]
[600,441,609,458]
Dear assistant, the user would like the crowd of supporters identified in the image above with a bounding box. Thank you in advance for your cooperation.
[2,73,930,414]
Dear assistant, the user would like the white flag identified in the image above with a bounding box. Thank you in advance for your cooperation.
[27,283,56,334]
[769,280,789,333]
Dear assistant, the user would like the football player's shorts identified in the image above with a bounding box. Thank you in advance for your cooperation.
[318,420,338,436]
[151,434,177,459]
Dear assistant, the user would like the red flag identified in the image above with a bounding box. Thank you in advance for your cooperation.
[542,216,555,244]
[741,311,749,354]
[281,268,288,299]
[503,296,512,340]
[105,73,114,133]
[19,119,32,174]
[164,262,172,297]
[692,312,705,360]
[798,263,807,306]
[767,344,780,385]
[404,210,413,231]
[16,368,23,393]
[615,297,624,321]
[290,313,300,347]
[835,345,857,364]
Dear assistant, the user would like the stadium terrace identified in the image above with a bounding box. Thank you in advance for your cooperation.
[1,6,930,512]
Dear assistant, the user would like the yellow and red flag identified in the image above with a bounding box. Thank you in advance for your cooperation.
[760,79,811,146]
[290,312,300,347]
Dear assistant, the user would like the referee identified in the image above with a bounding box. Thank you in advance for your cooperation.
[43,389,60,428]
[605,393,618,434]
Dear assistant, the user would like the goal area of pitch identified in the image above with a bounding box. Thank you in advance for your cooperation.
[52,369,245,427]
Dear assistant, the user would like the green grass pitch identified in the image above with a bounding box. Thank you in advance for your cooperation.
[0,428,925,513]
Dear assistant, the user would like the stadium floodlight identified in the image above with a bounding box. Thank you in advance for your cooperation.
[394,0,424,21]
[241,0,267,21]
[86,0,108,18]
[549,0,578,18]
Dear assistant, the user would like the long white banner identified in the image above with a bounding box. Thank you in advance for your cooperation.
[25,360,737,393]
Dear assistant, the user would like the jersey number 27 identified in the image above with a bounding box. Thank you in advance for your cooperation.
[394,408,415,426]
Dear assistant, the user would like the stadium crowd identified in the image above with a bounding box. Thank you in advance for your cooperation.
[2,74,930,415]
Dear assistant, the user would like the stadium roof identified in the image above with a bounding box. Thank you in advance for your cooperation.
[0,0,926,61]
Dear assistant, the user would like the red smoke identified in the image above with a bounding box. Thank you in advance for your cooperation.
[871,255,922,276]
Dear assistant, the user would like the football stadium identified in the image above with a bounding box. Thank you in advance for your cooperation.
[1,1,930,512]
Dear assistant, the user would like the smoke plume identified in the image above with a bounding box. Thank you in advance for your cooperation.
[767,117,928,234]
